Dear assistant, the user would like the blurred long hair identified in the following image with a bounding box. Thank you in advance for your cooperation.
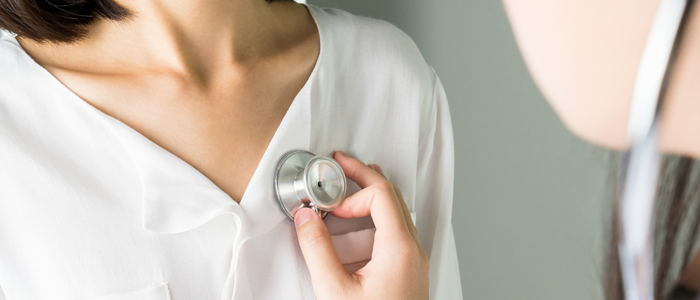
[605,155,700,300]
[604,1,700,298]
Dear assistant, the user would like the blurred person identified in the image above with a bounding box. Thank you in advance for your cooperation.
[504,0,700,299]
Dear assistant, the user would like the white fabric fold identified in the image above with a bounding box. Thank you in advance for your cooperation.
[331,228,376,265]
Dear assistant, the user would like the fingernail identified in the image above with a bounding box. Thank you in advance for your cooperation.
[294,208,316,228]
[336,150,346,157]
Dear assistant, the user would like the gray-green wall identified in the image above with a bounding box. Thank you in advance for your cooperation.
[307,0,610,299]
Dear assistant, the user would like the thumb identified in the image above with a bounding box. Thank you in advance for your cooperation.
[294,208,351,288]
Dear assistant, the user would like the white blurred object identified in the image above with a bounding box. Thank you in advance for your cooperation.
[619,0,689,299]
[626,0,687,143]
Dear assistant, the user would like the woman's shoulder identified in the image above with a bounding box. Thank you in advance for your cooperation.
[306,7,442,160]
[308,6,441,148]
[311,6,420,51]
[0,32,24,73]
[0,31,24,60]
[0,32,39,92]
[0,32,62,154]
[309,5,434,87]
[0,32,30,116]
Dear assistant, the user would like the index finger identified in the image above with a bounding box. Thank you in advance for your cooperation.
[333,151,387,189]
[330,151,412,239]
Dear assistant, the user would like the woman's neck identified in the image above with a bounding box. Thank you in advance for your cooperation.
[17,0,314,89]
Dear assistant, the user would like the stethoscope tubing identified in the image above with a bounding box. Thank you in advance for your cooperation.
[618,0,695,299]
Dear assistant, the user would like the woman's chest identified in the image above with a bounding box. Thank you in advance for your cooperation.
[99,93,295,203]
[0,114,379,300]
[0,185,373,300]
[0,72,424,299]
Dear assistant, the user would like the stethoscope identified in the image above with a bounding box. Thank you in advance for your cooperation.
[273,150,347,220]
[618,0,693,299]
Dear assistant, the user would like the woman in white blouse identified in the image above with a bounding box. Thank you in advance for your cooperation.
[0,0,461,299]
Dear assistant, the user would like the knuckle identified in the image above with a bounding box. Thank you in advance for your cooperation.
[349,167,362,181]
[394,186,405,199]
[395,224,413,238]
[419,249,430,271]
[376,180,395,193]
[423,258,430,273]
[420,248,429,263]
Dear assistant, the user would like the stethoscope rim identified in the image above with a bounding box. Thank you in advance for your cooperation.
[274,150,347,220]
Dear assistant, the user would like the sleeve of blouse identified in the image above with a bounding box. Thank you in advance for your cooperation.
[415,69,463,299]
[0,285,6,300]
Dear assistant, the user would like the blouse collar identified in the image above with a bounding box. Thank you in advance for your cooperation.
[6,4,326,242]
[101,83,311,239]
[100,4,326,240]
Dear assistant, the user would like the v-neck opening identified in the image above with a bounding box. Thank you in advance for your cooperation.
[7,4,324,210]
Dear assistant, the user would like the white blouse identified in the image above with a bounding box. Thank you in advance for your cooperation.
[0,5,462,300]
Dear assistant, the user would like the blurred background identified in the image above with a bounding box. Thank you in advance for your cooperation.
[307,0,610,299]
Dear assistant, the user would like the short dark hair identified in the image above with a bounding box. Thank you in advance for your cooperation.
[0,0,292,44]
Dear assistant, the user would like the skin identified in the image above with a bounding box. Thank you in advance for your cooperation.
[502,0,700,291]
[19,0,319,203]
[17,0,429,297]
[294,151,429,300]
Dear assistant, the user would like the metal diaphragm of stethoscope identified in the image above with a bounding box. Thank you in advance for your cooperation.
[618,0,694,299]
[274,150,347,220]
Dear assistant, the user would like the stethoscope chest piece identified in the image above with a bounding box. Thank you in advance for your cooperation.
[274,150,347,220]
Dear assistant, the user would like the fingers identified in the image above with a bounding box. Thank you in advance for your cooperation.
[392,185,420,243]
[334,151,386,189]
[368,164,385,177]
[294,208,351,287]
[331,151,412,241]
[333,151,419,243]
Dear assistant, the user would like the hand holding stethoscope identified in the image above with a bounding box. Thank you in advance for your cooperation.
[291,151,429,300]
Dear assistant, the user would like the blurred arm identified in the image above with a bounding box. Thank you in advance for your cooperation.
[415,70,463,299]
